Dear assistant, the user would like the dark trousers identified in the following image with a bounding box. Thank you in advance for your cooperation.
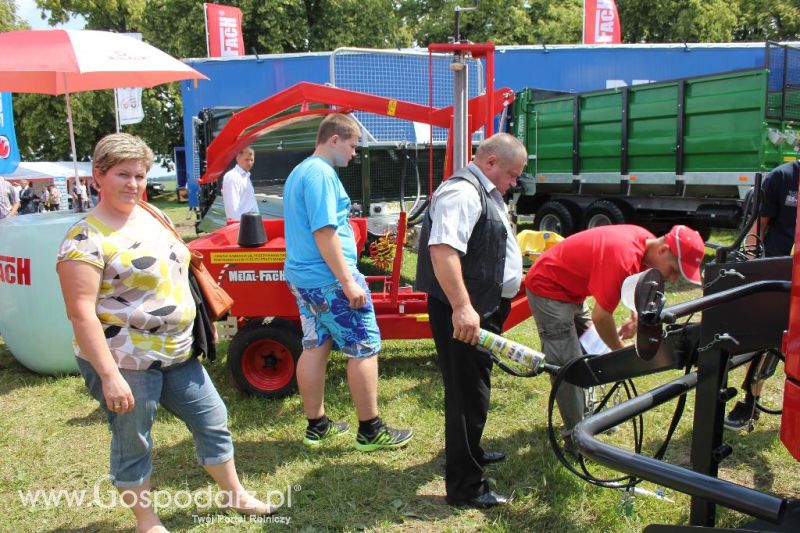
[428,296,510,500]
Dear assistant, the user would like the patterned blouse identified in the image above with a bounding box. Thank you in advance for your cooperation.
[57,211,196,370]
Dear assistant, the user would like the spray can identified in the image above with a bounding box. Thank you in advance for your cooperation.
[477,329,545,371]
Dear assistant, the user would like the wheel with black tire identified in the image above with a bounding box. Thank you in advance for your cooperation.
[584,200,625,229]
[228,323,302,398]
[534,201,575,236]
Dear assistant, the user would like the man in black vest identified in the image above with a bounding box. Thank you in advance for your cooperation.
[416,133,527,508]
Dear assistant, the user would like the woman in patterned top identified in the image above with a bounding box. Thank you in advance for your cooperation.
[57,133,271,533]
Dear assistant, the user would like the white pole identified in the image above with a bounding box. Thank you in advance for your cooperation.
[63,74,79,185]
[582,0,587,45]
[204,3,211,57]
[452,55,469,172]
[114,89,121,132]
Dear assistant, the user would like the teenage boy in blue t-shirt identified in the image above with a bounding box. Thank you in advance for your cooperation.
[283,113,413,451]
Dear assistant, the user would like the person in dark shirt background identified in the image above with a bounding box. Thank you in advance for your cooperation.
[758,159,798,257]
[725,159,798,430]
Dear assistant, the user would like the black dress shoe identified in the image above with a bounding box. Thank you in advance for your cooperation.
[447,490,509,508]
[478,451,506,465]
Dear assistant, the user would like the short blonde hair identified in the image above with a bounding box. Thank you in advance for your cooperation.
[92,133,155,175]
[316,114,360,145]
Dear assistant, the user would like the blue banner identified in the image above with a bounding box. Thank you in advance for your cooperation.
[0,92,21,175]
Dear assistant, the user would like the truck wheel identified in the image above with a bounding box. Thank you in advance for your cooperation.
[534,201,575,236]
[228,323,301,398]
[584,200,625,229]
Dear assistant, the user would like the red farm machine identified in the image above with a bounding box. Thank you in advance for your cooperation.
[190,43,532,398]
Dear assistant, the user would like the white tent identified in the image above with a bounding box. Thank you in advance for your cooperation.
[2,161,92,181]
[3,160,175,182]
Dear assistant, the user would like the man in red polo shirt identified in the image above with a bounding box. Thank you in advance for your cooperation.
[525,224,705,452]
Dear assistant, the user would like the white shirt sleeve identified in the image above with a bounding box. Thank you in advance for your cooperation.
[427,180,482,255]
[222,169,241,221]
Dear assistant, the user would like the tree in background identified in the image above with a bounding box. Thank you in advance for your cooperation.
[402,0,538,46]
[616,0,736,43]
[16,0,415,162]
[10,0,800,162]
[733,0,800,42]
[0,0,26,30]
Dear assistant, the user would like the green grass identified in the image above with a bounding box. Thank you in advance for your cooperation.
[1,215,798,532]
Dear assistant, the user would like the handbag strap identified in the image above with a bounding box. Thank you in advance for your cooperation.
[137,201,203,263]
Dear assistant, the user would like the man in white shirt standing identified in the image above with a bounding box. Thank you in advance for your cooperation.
[222,147,258,222]
[416,133,527,509]
[73,178,88,212]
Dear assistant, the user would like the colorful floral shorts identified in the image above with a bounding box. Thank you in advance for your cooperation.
[288,272,381,358]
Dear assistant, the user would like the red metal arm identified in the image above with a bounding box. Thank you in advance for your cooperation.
[199,81,515,185]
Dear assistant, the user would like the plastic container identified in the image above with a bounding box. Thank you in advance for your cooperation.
[0,211,84,374]
[516,229,564,266]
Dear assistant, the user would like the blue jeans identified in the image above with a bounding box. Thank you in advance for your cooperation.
[77,357,234,487]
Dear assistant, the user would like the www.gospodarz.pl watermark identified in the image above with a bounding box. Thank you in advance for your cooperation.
[18,474,297,521]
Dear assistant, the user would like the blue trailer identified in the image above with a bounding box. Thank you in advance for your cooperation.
[180,42,783,208]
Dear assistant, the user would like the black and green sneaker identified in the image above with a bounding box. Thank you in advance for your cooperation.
[355,425,413,452]
[303,420,350,447]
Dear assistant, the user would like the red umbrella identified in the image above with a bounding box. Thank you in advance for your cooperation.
[0,29,208,175]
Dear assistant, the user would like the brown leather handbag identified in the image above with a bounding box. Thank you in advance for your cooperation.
[139,201,234,321]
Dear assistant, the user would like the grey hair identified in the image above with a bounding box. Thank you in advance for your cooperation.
[475,133,527,164]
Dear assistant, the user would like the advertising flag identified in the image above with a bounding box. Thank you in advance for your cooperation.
[0,92,21,174]
[116,87,144,126]
[115,33,144,126]
[583,0,622,45]
[205,3,245,57]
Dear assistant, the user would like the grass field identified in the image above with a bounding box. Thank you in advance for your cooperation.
[1,204,798,532]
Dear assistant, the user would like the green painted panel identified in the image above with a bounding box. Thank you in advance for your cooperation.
[515,68,795,176]
[627,84,678,121]
[527,98,574,173]
[628,83,678,172]
[579,92,622,172]
[681,71,766,171]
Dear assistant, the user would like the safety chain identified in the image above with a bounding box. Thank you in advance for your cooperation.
[698,333,741,353]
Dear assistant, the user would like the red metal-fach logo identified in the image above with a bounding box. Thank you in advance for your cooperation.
[0,135,10,159]
[0,256,31,286]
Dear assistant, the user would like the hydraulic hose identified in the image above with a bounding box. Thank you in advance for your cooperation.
[571,354,786,524]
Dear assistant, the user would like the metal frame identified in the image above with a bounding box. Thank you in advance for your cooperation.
[197,81,514,186]
[329,46,485,99]
[192,43,525,345]
[676,80,686,176]
[564,259,796,529]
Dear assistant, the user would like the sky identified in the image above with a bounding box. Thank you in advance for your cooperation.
[16,0,86,29]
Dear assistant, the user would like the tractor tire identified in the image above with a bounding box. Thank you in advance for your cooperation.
[534,201,575,236]
[584,200,626,229]
[228,323,301,398]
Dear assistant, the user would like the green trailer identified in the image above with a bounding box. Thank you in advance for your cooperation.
[511,49,800,237]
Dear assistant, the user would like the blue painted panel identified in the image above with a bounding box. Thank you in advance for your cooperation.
[494,46,764,93]
[180,44,771,205]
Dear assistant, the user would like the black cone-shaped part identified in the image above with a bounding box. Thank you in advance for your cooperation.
[237,212,267,248]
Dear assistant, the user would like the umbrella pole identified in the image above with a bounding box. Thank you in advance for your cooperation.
[63,75,82,211]
[114,89,121,133]
[65,91,79,179]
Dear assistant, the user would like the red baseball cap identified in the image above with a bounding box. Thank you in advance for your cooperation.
[664,225,705,285]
